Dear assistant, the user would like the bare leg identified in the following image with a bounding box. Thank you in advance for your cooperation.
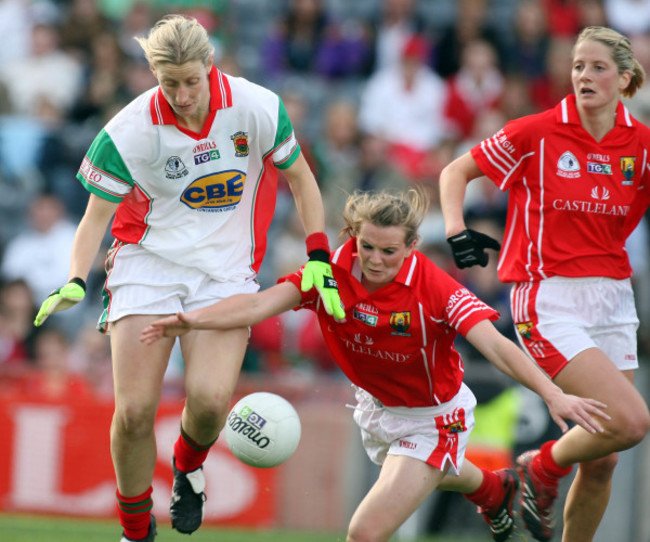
[562,454,617,542]
[110,315,175,495]
[551,350,648,542]
[347,455,445,542]
[179,326,249,444]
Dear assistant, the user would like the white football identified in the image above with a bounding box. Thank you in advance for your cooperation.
[224,392,301,468]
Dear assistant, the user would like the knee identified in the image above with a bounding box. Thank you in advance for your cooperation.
[610,402,650,449]
[113,402,157,440]
[185,388,231,427]
[347,518,390,542]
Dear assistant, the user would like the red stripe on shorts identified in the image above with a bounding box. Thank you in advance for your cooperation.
[427,408,466,470]
[511,282,568,378]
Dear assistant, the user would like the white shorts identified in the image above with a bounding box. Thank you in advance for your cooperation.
[98,242,259,333]
[511,277,639,378]
[352,383,476,475]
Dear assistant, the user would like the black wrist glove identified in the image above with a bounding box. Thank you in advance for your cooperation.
[447,229,501,269]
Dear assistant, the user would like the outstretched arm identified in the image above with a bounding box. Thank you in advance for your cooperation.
[140,281,302,344]
[465,320,610,434]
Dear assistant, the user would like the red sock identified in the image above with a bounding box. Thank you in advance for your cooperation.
[173,426,216,472]
[534,440,573,484]
[464,468,501,512]
[116,486,153,540]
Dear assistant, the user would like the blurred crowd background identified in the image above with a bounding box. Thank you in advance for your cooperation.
[0,0,649,404]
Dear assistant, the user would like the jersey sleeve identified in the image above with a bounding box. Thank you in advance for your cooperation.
[272,97,301,170]
[277,267,319,309]
[426,265,500,335]
[470,115,534,192]
[77,128,135,203]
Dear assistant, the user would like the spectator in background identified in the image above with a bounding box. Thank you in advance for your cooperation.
[321,133,410,234]
[443,39,504,141]
[71,322,113,398]
[70,30,128,127]
[542,0,608,38]
[497,74,536,120]
[23,328,92,399]
[262,0,374,81]
[433,0,506,78]
[505,0,550,79]
[529,36,574,112]
[59,0,114,62]
[0,279,36,391]
[313,99,361,213]
[358,34,449,181]
[604,0,650,37]
[371,0,425,72]
[1,193,76,305]
[0,22,84,117]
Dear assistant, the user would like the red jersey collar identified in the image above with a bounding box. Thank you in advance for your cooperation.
[556,93,633,127]
[332,237,419,288]
[149,66,232,126]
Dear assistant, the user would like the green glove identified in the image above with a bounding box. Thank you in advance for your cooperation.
[34,277,86,327]
[301,259,345,320]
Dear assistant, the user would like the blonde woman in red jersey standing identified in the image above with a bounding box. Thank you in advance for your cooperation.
[440,26,650,542]
[141,189,609,542]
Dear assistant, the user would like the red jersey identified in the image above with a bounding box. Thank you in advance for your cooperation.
[279,238,498,408]
[471,94,650,283]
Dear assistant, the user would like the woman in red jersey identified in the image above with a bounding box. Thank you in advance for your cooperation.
[439,26,650,542]
[141,188,608,542]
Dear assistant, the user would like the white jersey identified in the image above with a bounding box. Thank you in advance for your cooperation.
[77,67,300,282]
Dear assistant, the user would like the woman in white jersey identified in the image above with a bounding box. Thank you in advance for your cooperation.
[141,189,609,542]
[439,26,650,542]
[32,15,343,542]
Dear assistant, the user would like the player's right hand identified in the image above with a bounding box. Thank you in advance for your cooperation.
[34,278,86,327]
[447,229,501,269]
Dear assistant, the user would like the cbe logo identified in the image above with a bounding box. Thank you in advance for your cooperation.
[181,170,246,211]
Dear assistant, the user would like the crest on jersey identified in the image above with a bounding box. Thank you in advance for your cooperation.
[231,131,249,157]
[516,321,534,340]
[390,311,411,336]
[620,156,635,184]
[557,151,580,179]
[165,156,189,179]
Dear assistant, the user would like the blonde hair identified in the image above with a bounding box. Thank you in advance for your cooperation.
[135,15,214,68]
[341,187,430,247]
[574,26,645,98]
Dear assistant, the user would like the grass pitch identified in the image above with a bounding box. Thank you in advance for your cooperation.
[0,513,493,541]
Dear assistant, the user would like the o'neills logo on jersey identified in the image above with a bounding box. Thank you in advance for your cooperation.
[180,169,245,212]
[557,151,580,178]
[165,156,189,179]
[231,131,249,157]
[620,156,635,185]
[341,337,411,363]
[193,141,220,165]
[390,311,411,336]
[353,303,379,327]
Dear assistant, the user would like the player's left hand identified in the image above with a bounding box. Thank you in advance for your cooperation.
[301,259,345,321]
[545,392,610,434]
[447,228,501,268]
